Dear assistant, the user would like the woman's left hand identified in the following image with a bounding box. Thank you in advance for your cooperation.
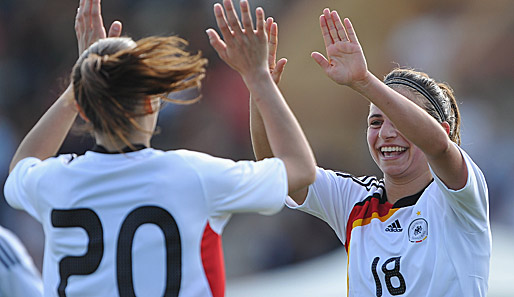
[75,0,122,55]
[311,9,369,88]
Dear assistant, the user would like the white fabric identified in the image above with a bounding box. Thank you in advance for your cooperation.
[288,146,491,296]
[4,148,287,297]
[0,226,43,297]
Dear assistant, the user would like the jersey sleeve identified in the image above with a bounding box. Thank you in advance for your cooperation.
[0,227,43,297]
[430,145,489,232]
[3,157,44,222]
[286,167,369,243]
[182,152,288,217]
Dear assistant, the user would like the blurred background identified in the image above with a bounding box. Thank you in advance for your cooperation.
[0,0,513,295]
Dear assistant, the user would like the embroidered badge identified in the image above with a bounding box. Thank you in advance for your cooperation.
[408,218,428,243]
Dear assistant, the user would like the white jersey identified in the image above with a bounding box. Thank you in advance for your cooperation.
[288,146,491,296]
[4,148,287,297]
[0,225,43,297]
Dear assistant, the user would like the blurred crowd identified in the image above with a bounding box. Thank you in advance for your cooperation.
[1,0,513,278]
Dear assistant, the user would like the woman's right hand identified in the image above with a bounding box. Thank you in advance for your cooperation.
[206,0,269,83]
[311,9,369,89]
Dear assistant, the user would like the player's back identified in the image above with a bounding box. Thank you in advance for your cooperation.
[6,147,287,297]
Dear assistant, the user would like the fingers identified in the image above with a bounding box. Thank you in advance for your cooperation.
[268,21,278,68]
[311,52,330,71]
[255,7,265,36]
[320,15,333,50]
[276,58,287,74]
[323,8,340,42]
[75,0,86,34]
[108,21,122,37]
[240,0,254,32]
[91,0,105,34]
[213,3,232,41]
[344,18,359,43]
[222,0,243,35]
[331,10,348,41]
[271,58,287,84]
[320,8,353,46]
[206,29,227,59]
[83,0,92,28]
[265,17,273,42]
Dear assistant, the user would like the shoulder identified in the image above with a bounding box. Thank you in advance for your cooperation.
[334,171,384,192]
[0,226,25,269]
[170,149,283,172]
[431,145,487,194]
[315,167,384,193]
[165,149,236,169]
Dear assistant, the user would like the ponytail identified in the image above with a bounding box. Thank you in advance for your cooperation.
[72,36,207,147]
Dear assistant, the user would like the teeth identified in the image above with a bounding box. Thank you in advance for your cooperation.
[381,146,406,153]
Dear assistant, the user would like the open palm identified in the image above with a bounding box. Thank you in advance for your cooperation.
[206,0,269,81]
[75,0,122,55]
[311,9,368,87]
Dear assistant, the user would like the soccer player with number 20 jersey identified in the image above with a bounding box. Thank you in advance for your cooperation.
[4,0,316,296]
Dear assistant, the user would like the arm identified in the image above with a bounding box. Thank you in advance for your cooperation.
[9,0,122,173]
[9,86,77,172]
[248,17,311,203]
[312,9,466,190]
[207,0,316,195]
[250,17,286,161]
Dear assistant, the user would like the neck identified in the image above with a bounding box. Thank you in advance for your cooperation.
[94,111,157,151]
[95,131,151,152]
[383,170,433,204]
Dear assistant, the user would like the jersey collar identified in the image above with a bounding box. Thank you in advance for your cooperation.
[387,179,434,208]
[91,144,148,154]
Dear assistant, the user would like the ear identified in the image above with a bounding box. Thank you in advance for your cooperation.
[441,121,450,136]
[144,97,153,114]
[75,102,90,122]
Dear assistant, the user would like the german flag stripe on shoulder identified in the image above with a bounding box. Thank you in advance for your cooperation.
[345,193,396,253]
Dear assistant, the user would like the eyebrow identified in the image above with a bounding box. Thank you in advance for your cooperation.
[368,114,383,120]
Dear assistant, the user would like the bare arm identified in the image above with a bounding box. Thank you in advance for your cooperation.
[250,17,286,161]
[9,0,122,173]
[9,87,77,172]
[312,9,466,190]
[207,0,316,194]
[248,17,310,203]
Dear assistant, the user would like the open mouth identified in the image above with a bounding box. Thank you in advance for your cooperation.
[380,146,407,158]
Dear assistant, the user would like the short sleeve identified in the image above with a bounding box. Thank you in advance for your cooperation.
[286,167,370,243]
[430,145,489,232]
[3,157,43,222]
[0,227,43,297]
[182,153,287,217]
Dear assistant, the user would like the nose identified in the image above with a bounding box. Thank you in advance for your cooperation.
[378,120,398,139]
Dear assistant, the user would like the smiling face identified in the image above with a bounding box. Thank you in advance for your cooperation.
[366,90,430,181]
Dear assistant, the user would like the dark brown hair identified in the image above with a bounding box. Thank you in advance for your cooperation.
[384,69,461,145]
[72,36,207,147]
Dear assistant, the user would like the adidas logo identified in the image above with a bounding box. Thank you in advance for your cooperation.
[385,219,403,232]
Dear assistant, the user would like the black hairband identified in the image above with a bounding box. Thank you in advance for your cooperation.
[384,77,447,122]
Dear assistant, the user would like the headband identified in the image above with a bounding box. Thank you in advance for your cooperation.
[384,77,447,122]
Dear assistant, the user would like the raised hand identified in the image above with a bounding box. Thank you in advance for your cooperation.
[206,0,269,82]
[265,17,287,84]
[75,0,122,55]
[311,9,368,87]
